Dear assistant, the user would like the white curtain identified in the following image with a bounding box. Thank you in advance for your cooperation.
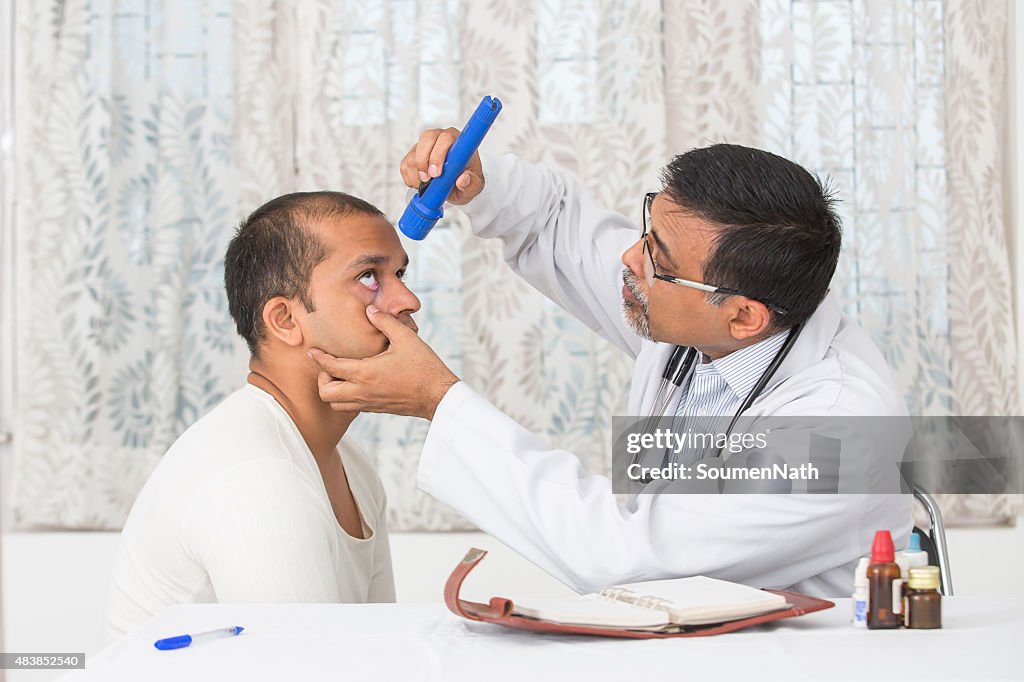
[755,0,1019,522]
[9,0,1018,530]
[11,1,249,526]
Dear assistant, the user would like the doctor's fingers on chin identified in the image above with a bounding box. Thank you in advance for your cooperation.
[323,393,395,415]
[326,400,362,412]
[321,388,370,413]
[310,354,364,381]
[318,378,356,404]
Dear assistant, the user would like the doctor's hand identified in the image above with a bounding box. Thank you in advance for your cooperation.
[309,305,460,421]
[400,127,485,205]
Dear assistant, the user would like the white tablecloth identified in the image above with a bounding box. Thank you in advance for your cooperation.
[68,598,1023,681]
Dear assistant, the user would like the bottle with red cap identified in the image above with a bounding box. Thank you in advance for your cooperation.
[866,530,904,629]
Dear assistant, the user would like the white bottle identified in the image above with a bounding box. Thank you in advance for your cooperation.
[899,532,929,571]
[852,556,869,628]
[894,553,909,578]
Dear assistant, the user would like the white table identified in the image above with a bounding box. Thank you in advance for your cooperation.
[68,598,1023,681]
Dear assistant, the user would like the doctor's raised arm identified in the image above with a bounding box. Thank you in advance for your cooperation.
[399,127,643,357]
[309,131,913,597]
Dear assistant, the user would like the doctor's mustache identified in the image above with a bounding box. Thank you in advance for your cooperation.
[622,268,652,339]
[622,269,649,307]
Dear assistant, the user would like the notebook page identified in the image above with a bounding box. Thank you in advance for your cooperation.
[510,594,672,630]
[603,576,789,626]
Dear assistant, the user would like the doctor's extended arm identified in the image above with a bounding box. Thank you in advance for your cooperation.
[418,381,879,594]
[401,131,641,358]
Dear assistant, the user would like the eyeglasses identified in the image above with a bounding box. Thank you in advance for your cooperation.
[641,192,789,316]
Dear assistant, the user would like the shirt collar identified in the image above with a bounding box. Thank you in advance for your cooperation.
[704,330,790,400]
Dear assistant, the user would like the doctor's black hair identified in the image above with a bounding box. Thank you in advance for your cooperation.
[224,191,385,357]
[660,144,841,329]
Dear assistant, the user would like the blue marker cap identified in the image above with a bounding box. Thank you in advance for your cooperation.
[908,532,922,552]
[154,634,193,650]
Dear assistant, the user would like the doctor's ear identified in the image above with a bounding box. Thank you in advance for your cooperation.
[261,296,306,348]
[727,298,773,341]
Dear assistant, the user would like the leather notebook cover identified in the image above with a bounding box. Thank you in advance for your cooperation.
[444,548,835,639]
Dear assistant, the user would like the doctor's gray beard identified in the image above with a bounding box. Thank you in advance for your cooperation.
[621,269,652,340]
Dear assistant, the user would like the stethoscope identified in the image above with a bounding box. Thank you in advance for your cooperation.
[631,323,804,469]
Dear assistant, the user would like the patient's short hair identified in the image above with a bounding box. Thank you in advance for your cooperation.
[224,191,385,356]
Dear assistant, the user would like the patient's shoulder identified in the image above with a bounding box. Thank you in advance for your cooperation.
[160,385,308,474]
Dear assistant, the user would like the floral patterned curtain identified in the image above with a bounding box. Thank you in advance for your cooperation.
[9,0,1018,529]
[12,0,248,526]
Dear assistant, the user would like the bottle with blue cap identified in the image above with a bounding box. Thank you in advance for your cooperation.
[898,532,929,571]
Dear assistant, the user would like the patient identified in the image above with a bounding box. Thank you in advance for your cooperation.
[105,192,418,639]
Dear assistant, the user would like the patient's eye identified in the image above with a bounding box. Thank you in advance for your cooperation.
[358,271,380,290]
[396,267,407,281]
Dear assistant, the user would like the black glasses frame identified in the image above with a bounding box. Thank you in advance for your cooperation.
[641,192,789,316]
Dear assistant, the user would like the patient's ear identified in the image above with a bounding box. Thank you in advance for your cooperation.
[262,296,305,348]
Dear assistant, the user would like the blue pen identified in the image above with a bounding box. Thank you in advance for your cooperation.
[154,626,244,650]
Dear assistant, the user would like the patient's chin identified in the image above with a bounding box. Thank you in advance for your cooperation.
[372,336,390,355]
[312,330,390,359]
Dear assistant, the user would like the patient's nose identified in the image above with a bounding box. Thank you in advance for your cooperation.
[380,278,421,318]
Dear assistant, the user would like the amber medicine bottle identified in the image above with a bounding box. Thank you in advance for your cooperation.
[866,530,903,629]
[905,566,942,629]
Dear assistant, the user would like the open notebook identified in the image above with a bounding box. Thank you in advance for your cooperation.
[510,576,791,632]
[445,549,833,638]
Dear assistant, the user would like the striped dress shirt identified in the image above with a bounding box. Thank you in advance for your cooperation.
[665,330,789,466]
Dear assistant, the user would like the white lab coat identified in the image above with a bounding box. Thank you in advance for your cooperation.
[417,153,913,598]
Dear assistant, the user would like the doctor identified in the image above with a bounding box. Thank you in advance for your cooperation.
[309,135,912,597]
